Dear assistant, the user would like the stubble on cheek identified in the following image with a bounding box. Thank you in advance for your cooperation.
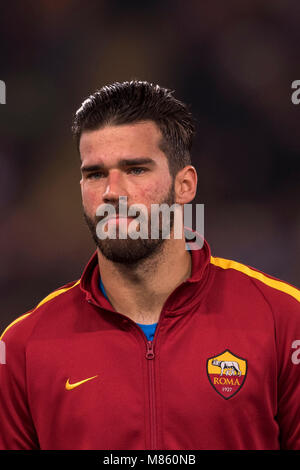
[139,177,173,208]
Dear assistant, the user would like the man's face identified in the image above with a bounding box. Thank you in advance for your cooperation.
[79,121,176,264]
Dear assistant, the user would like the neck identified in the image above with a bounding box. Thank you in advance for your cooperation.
[97,237,191,324]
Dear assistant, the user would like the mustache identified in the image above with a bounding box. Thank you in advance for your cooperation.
[95,202,148,223]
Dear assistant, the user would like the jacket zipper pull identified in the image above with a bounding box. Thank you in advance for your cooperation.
[146,341,155,359]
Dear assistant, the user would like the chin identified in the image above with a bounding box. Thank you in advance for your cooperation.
[97,237,165,265]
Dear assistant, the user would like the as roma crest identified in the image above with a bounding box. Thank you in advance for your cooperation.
[206,350,247,400]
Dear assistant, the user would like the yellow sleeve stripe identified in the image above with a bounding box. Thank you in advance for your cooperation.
[0,280,81,341]
[210,256,300,303]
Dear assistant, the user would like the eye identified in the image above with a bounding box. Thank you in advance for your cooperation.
[86,171,105,180]
[128,167,148,175]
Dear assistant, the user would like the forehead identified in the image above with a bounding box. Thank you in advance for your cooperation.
[79,121,168,166]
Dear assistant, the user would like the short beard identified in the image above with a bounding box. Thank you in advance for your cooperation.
[83,183,176,265]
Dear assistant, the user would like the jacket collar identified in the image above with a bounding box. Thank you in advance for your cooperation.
[80,237,213,315]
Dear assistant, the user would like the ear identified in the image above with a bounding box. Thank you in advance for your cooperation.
[174,166,197,204]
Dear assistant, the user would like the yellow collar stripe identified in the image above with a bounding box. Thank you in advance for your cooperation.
[0,280,80,341]
[210,256,300,303]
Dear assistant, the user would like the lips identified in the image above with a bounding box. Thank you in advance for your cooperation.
[97,213,134,222]
[106,216,135,223]
[105,216,138,230]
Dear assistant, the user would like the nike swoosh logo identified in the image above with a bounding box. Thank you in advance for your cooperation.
[65,375,98,390]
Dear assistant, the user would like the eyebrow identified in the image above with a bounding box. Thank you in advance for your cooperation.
[80,157,156,173]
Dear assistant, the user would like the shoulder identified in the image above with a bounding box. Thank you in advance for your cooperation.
[0,279,81,346]
[210,255,300,311]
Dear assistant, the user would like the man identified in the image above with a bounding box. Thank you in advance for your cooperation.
[0,81,299,450]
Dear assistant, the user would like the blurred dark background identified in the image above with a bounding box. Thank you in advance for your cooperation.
[0,0,299,332]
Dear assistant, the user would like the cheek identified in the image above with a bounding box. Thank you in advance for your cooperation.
[150,172,173,198]
[81,185,102,214]
[134,184,155,204]
[136,179,172,206]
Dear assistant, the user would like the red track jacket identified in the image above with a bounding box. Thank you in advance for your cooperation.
[0,239,299,450]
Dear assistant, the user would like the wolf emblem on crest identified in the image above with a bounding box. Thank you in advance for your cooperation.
[211,359,242,376]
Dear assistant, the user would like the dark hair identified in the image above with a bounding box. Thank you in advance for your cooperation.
[71,81,195,178]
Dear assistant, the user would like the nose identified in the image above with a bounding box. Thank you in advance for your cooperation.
[102,170,127,203]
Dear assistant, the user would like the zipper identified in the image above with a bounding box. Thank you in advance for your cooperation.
[146,340,157,449]
[146,340,155,360]
[146,341,157,449]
